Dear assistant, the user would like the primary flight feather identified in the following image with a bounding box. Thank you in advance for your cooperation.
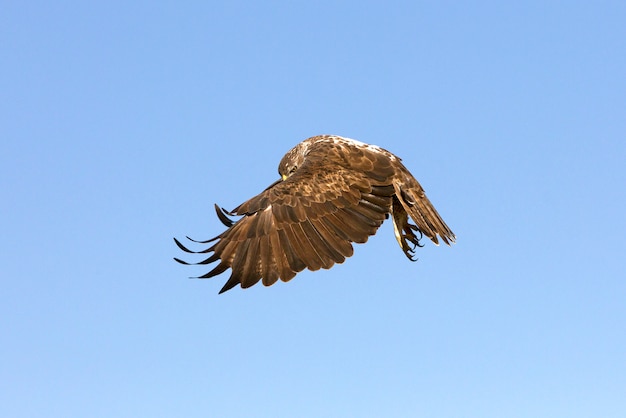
[174,135,455,293]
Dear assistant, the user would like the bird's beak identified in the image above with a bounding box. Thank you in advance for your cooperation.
[281,174,288,181]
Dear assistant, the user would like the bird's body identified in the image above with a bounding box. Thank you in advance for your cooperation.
[175,135,455,293]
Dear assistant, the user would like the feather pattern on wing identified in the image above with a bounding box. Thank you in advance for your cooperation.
[175,135,455,293]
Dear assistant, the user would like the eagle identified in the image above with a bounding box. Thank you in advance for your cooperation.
[174,135,455,293]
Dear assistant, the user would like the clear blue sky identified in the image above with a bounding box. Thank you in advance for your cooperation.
[2,2,625,417]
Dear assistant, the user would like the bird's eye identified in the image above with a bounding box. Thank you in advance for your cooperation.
[289,166,297,174]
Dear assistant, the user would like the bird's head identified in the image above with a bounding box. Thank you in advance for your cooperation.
[278,141,308,181]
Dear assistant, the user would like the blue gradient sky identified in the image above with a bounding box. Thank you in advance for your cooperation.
[2,2,625,417]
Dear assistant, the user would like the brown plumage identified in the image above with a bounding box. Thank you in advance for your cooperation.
[174,135,455,293]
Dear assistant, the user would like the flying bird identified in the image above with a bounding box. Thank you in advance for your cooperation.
[175,135,455,293]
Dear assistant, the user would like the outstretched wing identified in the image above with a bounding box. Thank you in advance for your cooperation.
[175,143,396,293]
[389,160,456,259]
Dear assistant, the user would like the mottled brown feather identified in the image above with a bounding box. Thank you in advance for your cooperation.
[175,134,455,293]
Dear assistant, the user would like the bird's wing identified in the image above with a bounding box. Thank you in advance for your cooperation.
[390,161,456,250]
[175,144,396,293]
